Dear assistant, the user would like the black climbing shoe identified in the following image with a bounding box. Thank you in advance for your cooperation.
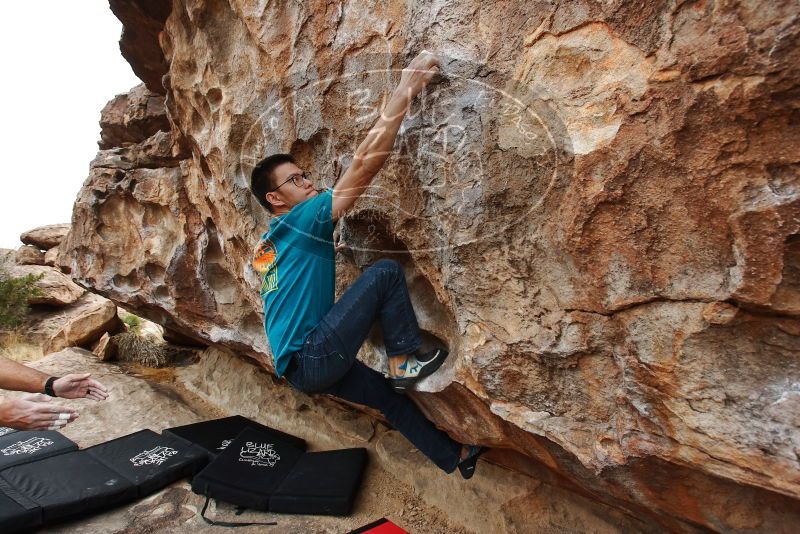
[458,445,487,479]
[390,348,449,394]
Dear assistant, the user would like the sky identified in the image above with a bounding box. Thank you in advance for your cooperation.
[0,3,141,249]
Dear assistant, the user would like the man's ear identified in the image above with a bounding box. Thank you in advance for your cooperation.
[266,191,285,209]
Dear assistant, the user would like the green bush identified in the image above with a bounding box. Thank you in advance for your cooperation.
[120,311,143,333]
[0,264,43,329]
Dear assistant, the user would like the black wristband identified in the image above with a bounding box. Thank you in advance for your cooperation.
[44,376,59,397]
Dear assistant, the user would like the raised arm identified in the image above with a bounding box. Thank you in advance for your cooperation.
[331,50,440,221]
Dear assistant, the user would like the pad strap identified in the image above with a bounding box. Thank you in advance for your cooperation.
[200,496,277,528]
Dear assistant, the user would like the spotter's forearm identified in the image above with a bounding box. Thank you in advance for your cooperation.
[0,357,48,394]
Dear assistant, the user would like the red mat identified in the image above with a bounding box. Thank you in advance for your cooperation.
[347,517,408,533]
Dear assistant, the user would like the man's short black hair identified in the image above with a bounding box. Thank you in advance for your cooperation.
[250,153,296,213]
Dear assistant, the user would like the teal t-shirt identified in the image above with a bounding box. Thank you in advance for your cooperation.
[251,189,336,377]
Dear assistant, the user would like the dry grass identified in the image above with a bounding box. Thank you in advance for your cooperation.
[0,329,43,363]
[114,331,174,368]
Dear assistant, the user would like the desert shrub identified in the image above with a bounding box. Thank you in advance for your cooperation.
[120,310,143,333]
[0,262,43,330]
[114,331,173,368]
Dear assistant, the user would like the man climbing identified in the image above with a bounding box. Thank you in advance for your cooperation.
[250,50,485,478]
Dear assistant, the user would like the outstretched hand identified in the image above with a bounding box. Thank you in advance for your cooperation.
[0,393,78,430]
[53,373,109,401]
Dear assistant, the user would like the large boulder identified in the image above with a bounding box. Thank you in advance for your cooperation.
[24,292,120,354]
[10,264,85,306]
[19,224,70,250]
[15,245,45,265]
[58,1,800,530]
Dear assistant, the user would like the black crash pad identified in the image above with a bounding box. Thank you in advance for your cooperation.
[191,427,304,511]
[0,450,137,522]
[0,477,41,534]
[0,427,17,438]
[0,430,77,470]
[270,448,367,516]
[85,429,209,496]
[164,415,306,456]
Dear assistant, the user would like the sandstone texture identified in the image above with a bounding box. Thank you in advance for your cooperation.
[20,224,70,250]
[25,292,120,354]
[15,245,45,265]
[58,1,800,531]
[43,246,59,267]
[91,331,116,361]
[10,264,85,306]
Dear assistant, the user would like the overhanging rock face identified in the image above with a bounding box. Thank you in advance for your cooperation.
[59,1,800,531]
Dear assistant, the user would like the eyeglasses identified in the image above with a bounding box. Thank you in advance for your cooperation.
[268,171,312,192]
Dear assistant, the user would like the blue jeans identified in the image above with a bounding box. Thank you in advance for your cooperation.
[283,259,462,473]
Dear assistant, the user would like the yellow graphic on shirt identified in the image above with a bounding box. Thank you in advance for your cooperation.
[252,239,278,297]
